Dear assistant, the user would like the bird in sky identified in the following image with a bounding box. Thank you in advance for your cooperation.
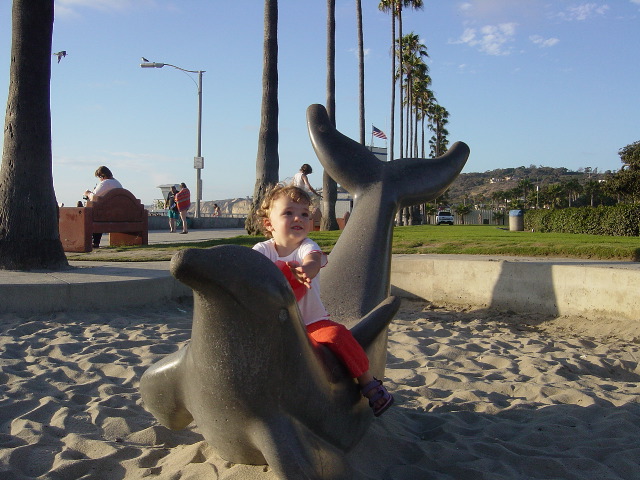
[53,51,66,63]
[142,57,150,62]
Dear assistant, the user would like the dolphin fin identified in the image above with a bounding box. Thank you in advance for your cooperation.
[350,296,400,349]
[307,103,469,206]
[140,345,194,430]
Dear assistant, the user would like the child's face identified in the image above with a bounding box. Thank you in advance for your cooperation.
[265,195,312,247]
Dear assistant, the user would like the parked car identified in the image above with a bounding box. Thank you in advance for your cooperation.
[436,211,454,225]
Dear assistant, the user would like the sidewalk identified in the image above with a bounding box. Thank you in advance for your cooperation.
[143,228,247,245]
[0,229,245,314]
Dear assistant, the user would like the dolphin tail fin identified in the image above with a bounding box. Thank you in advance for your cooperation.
[307,103,469,205]
[140,346,194,430]
[350,296,401,349]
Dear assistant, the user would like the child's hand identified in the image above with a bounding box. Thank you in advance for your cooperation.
[286,261,313,289]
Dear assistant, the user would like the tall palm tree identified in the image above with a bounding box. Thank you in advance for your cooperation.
[378,1,396,161]
[0,0,68,270]
[356,0,365,145]
[380,1,424,161]
[246,0,280,235]
[321,0,339,230]
[412,79,432,157]
[397,33,428,157]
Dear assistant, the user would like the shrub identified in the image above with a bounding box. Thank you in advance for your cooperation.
[524,205,640,236]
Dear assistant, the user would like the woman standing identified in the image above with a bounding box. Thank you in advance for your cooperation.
[175,182,191,234]
[164,185,179,233]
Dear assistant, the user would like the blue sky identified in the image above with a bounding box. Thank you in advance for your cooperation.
[1,0,639,207]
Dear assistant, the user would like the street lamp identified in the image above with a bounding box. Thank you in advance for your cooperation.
[141,60,205,218]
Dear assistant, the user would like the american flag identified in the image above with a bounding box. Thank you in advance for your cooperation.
[372,125,387,140]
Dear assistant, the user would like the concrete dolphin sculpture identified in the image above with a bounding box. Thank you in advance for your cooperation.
[140,245,400,479]
[140,103,469,479]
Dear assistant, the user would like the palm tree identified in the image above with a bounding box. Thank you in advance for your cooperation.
[394,1,423,160]
[0,0,68,270]
[379,0,424,160]
[544,183,565,209]
[423,204,436,224]
[518,178,533,208]
[583,179,601,207]
[378,1,396,161]
[490,191,505,211]
[563,179,582,207]
[428,103,449,157]
[321,0,339,230]
[413,81,433,157]
[356,0,365,145]
[397,33,427,157]
[246,0,280,235]
[454,204,472,224]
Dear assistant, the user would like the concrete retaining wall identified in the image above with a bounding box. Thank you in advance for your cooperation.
[390,255,640,321]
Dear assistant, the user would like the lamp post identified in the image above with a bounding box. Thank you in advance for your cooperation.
[141,60,205,218]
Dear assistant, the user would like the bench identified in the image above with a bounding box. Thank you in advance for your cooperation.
[58,188,148,252]
[312,210,350,231]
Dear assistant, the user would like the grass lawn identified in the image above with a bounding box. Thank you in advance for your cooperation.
[65,225,640,262]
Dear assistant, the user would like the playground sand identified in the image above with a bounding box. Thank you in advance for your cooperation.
[1,299,639,479]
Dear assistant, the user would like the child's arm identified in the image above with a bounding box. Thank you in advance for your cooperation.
[287,251,323,289]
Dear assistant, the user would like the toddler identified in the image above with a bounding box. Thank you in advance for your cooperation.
[253,185,393,416]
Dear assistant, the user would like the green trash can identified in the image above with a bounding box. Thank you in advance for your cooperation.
[509,209,524,231]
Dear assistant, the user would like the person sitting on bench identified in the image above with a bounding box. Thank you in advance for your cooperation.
[83,166,122,248]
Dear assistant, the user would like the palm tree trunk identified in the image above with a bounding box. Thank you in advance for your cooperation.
[246,0,279,235]
[389,8,396,162]
[356,0,365,145]
[397,4,403,160]
[421,114,425,157]
[414,104,419,157]
[321,0,339,231]
[0,0,67,270]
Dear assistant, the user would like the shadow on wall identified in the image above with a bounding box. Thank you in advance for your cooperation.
[488,262,560,317]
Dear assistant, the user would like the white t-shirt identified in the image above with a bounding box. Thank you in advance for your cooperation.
[92,178,122,197]
[292,172,306,189]
[253,238,329,326]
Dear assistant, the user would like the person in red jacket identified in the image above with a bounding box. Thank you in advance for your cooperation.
[175,182,191,234]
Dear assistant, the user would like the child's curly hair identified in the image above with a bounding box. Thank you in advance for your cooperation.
[256,185,312,238]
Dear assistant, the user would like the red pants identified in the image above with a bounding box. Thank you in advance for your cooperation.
[306,320,369,378]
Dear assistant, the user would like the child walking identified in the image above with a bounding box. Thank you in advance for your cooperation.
[253,185,394,417]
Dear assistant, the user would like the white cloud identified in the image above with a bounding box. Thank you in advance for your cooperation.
[529,35,560,48]
[348,47,371,60]
[452,22,518,56]
[55,0,159,19]
[557,3,610,21]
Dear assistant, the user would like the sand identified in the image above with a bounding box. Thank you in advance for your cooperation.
[1,299,639,479]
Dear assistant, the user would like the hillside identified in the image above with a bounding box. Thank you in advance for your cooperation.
[445,165,609,205]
